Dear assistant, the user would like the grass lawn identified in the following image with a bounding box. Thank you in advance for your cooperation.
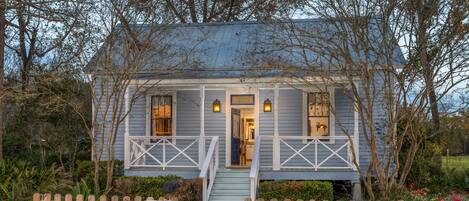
[442,156,469,171]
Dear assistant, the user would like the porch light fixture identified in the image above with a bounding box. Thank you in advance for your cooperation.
[263,99,272,112]
[212,99,221,113]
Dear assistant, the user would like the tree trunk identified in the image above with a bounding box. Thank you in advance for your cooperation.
[0,0,5,160]
[428,86,440,132]
[16,5,34,91]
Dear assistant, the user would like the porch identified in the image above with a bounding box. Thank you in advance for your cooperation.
[122,80,361,201]
[124,134,359,200]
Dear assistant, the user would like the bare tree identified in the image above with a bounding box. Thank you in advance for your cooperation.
[160,0,303,23]
[263,0,467,199]
[55,0,198,193]
[0,0,5,160]
[404,0,468,133]
[5,0,85,90]
[0,0,89,161]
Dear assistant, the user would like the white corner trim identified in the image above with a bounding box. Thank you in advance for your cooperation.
[200,85,205,137]
[199,85,206,169]
[124,85,130,169]
[145,91,177,138]
[353,81,360,166]
[302,91,308,139]
[273,85,280,170]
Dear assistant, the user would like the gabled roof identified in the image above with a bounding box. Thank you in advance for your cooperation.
[88,18,406,79]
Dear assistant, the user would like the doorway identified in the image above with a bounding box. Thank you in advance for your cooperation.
[231,108,255,167]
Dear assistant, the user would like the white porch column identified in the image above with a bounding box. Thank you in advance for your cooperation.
[199,85,206,169]
[353,83,360,170]
[273,84,280,170]
[124,85,130,169]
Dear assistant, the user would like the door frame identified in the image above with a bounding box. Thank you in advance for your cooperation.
[225,87,259,167]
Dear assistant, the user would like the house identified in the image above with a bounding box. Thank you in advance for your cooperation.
[91,19,405,201]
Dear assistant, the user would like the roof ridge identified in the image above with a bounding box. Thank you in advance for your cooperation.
[117,18,328,29]
[117,16,384,29]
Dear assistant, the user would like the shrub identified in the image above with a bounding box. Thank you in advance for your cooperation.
[0,160,71,201]
[259,180,333,200]
[112,175,181,198]
[440,168,469,191]
[165,179,203,201]
[72,160,124,192]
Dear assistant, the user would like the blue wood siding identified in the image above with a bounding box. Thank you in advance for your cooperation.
[259,89,274,167]
[204,90,227,166]
[94,79,125,161]
[97,88,227,166]
[93,81,387,179]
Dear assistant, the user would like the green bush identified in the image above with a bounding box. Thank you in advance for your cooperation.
[259,180,333,200]
[72,160,124,192]
[440,168,469,191]
[112,175,181,198]
[0,160,72,201]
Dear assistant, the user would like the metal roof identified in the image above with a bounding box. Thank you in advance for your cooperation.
[88,18,406,79]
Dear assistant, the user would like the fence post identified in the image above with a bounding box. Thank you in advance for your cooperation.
[146,197,154,200]
[65,194,72,201]
[76,194,84,201]
[54,194,61,201]
[43,193,51,201]
[134,196,142,201]
[99,195,107,201]
[123,196,131,201]
[87,195,96,201]
[33,193,41,201]
[111,195,119,201]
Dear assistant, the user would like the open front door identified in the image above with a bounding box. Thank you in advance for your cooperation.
[231,108,241,165]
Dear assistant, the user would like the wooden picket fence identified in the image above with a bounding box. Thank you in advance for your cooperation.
[252,199,328,201]
[32,193,176,201]
[34,193,331,201]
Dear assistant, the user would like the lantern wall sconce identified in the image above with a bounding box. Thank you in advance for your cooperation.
[212,99,221,112]
[263,99,272,112]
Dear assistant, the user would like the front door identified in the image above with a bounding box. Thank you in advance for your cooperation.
[231,108,241,165]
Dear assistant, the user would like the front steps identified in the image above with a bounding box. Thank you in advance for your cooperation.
[209,169,250,201]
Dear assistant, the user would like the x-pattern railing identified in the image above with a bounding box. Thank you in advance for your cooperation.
[128,136,202,170]
[279,136,354,170]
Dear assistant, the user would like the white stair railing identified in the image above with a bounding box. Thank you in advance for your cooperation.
[249,137,262,201]
[199,136,219,201]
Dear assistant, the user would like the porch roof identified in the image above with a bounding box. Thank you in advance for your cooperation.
[89,18,406,79]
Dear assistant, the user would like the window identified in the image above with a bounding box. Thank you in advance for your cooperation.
[307,92,330,137]
[151,95,173,137]
[231,95,255,105]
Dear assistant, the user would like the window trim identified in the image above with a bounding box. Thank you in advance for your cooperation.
[230,94,255,105]
[146,92,177,140]
[302,88,335,144]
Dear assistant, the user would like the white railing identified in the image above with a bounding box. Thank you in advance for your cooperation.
[249,137,262,201]
[277,136,356,170]
[126,136,211,169]
[199,136,219,201]
[249,135,357,200]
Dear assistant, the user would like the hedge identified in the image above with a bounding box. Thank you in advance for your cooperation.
[258,180,333,201]
[112,175,180,198]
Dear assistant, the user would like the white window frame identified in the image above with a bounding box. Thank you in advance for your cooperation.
[302,87,335,144]
[146,91,177,141]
